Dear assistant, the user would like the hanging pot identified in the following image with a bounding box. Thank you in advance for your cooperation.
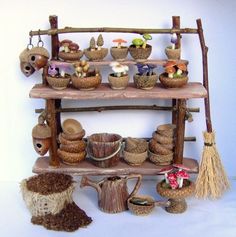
[32,123,51,156]
[19,48,35,77]
[28,46,50,70]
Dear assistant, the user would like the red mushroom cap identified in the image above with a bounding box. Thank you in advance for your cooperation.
[60,39,72,46]
[69,43,79,51]
[159,166,174,174]
[167,173,177,181]
[112,38,127,44]
[169,179,179,189]
[173,163,191,171]
[176,170,189,179]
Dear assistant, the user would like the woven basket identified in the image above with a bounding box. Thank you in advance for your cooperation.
[46,76,70,90]
[57,149,86,165]
[129,44,152,61]
[128,195,155,216]
[159,73,188,88]
[110,47,128,61]
[58,50,83,61]
[125,137,147,153]
[149,150,173,166]
[149,139,173,155]
[62,119,83,135]
[165,47,181,60]
[156,124,176,137]
[123,150,147,166]
[133,73,158,90]
[61,130,85,141]
[157,180,195,199]
[152,132,174,144]
[58,133,84,145]
[108,74,129,90]
[84,48,108,61]
[20,179,75,217]
[71,74,101,90]
[60,140,86,153]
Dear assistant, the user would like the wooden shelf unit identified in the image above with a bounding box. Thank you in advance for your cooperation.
[29,15,207,175]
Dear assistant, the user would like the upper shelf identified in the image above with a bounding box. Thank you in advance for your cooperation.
[30,82,207,100]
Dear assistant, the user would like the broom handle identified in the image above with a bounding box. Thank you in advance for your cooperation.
[196,19,213,133]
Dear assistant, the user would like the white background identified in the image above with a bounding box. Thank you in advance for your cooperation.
[0,0,236,181]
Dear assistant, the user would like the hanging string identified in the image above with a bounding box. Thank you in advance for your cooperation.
[27,34,34,49]
[37,29,44,47]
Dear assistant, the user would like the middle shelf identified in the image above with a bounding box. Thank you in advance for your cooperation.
[30,82,207,100]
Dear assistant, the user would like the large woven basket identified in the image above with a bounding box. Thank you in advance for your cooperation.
[159,73,188,88]
[57,149,86,165]
[20,179,75,217]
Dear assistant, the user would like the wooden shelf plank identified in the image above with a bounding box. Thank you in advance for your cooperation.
[32,157,199,175]
[30,83,207,100]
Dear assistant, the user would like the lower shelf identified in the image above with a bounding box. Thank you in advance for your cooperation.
[33,157,199,175]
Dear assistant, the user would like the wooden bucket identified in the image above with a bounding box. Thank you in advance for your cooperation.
[87,133,122,168]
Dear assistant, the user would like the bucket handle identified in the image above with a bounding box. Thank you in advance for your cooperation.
[88,141,122,161]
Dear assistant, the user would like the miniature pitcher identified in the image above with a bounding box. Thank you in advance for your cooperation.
[80,175,142,213]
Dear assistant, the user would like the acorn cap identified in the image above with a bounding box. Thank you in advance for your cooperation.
[28,46,50,58]
[32,124,51,139]
[19,48,31,62]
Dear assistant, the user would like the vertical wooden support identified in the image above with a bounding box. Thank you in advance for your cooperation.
[171,16,181,125]
[174,99,186,164]
[46,99,60,167]
[49,15,62,135]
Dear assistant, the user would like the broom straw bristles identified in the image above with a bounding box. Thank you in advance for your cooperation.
[195,131,230,199]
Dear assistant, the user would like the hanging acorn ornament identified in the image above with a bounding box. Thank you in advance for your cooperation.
[28,30,50,70]
[19,37,35,77]
[32,113,51,156]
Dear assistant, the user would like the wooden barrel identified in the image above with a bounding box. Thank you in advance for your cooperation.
[87,133,122,168]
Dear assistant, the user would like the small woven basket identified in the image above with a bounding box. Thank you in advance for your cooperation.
[110,47,128,61]
[156,124,176,137]
[128,195,155,216]
[61,129,85,141]
[57,149,86,165]
[20,179,75,217]
[84,48,108,61]
[159,73,188,88]
[108,74,129,90]
[71,74,101,90]
[165,47,181,60]
[149,150,173,166]
[125,137,147,153]
[129,44,152,60]
[152,132,174,144]
[133,73,158,90]
[149,139,173,155]
[123,150,148,166]
[46,76,70,90]
[60,140,86,153]
[58,50,83,61]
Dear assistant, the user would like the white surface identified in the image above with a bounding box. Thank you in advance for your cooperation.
[0,1,236,181]
[0,178,236,237]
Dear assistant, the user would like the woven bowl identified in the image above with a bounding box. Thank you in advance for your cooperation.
[84,48,108,61]
[58,50,83,61]
[61,130,85,141]
[71,74,101,90]
[156,124,176,137]
[58,133,85,145]
[123,150,147,166]
[149,150,173,166]
[149,139,173,155]
[60,140,86,153]
[125,137,148,153]
[110,47,128,61]
[62,119,83,135]
[159,73,188,88]
[128,195,155,216]
[108,74,129,90]
[129,44,152,61]
[57,149,86,165]
[133,73,158,90]
[165,47,181,60]
[152,132,174,144]
[46,76,70,90]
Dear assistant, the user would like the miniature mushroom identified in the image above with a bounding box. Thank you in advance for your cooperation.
[49,60,74,77]
[97,34,104,50]
[164,61,177,78]
[176,63,187,76]
[167,173,178,189]
[90,37,96,51]
[113,39,127,49]
[132,38,144,48]
[159,166,174,184]
[169,179,179,189]
[60,39,72,53]
[142,34,152,49]
[69,43,79,53]
[171,33,178,50]
[176,170,189,188]
[172,163,191,172]
[111,63,126,77]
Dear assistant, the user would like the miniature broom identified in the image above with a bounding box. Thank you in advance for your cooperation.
[195,19,230,199]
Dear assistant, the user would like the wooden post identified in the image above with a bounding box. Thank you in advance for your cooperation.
[174,99,186,164]
[172,16,181,125]
[46,99,60,167]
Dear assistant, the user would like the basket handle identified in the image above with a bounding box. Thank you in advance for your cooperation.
[88,141,122,161]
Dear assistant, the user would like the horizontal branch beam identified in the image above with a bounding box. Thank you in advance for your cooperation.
[29,27,198,36]
[35,105,200,114]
